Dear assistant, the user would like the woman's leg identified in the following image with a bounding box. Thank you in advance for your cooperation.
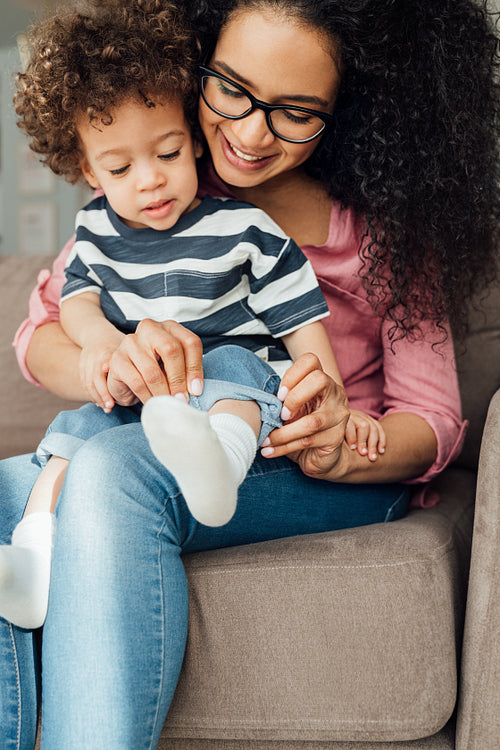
[0,453,46,750]
[41,422,409,750]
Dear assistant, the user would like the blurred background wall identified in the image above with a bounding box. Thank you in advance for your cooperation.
[1,0,88,256]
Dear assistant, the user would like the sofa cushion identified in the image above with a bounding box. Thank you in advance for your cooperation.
[159,721,455,750]
[162,468,474,744]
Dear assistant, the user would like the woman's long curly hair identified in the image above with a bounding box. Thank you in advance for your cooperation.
[190,0,500,342]
[14,0,199,184]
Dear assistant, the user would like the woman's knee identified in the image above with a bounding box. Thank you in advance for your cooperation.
[58,423,192,539]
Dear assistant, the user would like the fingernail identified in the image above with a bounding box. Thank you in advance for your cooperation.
[360,447,368,455]
[261,446,275,457]
[174,392,189,403]
[350,444,357,450]
[105,401,113,410]
[281,405,292,420]
[261,437,271,447]
[277,386,289,401]
[190,378,203,396]
[379,447,385,453]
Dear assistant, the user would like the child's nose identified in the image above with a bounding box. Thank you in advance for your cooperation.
[137,162,165,190]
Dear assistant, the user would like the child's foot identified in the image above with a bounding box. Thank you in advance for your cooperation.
[0,512,56,629]
[141,396,257,527]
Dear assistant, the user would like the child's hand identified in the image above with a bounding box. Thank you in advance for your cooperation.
[79,341,120,413]
[345,410,386,462]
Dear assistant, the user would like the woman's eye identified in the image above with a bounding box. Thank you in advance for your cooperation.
[282,109,313,125]
[110,165,129,176]
[159,150,180,161]
[217,80,244,99]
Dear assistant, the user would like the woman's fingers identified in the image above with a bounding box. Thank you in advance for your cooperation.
[107,320,204,404]
[277,352,324,402]
[142,320,204,397]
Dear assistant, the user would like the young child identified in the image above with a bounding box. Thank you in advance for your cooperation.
[0,0,385,629]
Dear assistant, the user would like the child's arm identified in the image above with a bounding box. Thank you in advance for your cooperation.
[60,292,125,412]
[282,321,386,461]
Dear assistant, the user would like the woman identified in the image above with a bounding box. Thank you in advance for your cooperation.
[1,0,498,747]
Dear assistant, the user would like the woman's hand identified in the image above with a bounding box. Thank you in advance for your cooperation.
[261,353,350,479]
[106,319,204,406]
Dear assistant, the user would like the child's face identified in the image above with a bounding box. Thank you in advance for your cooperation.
[78,97,202,230]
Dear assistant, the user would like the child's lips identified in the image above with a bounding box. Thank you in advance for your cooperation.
[142,199,174,218]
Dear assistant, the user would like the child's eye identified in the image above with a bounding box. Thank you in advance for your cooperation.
[159,150,180,161]
[110,165,130,176]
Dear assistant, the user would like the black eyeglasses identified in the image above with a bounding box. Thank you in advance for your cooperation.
[199,65,333,144]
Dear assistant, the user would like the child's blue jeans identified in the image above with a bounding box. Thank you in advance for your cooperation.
[35,344,284,468]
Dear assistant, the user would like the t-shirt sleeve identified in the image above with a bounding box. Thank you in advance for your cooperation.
[246,227,329,336]
[60,208,105,302]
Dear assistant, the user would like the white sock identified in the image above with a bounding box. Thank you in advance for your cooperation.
[141,396,257,527]
[0,512,56,629]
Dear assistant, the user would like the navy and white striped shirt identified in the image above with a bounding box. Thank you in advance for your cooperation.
[62,195,329,369]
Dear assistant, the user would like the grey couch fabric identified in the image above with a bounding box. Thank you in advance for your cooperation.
[1,254,499,749]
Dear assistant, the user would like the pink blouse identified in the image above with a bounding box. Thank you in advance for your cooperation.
[13,177,466,505]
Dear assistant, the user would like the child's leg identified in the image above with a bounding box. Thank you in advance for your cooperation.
[141,345,283,527]
[142,397,260,527]
[0,403,141,629]
[0,455,67,629]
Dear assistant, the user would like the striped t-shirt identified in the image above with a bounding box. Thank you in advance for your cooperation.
[62,195,329,369]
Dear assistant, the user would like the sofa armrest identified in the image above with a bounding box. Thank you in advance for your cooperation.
[457,388,500,749]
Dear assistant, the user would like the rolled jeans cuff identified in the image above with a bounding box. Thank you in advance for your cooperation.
[35,432,86,468]
[190,378,283,446]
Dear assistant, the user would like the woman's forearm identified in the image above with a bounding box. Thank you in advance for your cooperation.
[324,412,437,484]
[26,322,87,401]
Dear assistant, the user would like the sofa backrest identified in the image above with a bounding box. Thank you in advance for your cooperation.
[1,254,499,465]
[454,272,500,470]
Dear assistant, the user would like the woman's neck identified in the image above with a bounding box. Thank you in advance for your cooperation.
[229,169,332,246]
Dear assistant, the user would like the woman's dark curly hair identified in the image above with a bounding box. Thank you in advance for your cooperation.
[14,0,199,184]
[189,0,500,342]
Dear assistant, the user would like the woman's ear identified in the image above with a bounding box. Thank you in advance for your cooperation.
[79,157,101,190]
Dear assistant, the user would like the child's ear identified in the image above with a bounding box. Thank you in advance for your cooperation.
[79,157,101,190]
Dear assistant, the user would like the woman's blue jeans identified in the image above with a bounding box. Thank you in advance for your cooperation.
[0,351,411,748]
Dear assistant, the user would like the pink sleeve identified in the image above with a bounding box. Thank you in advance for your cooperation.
[381,318,467,496]
[13,236,75,387]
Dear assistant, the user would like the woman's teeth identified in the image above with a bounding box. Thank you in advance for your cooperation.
[230,143,264,162]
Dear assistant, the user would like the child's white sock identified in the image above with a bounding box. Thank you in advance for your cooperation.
[0,512,56,629]
[141,396,257,527]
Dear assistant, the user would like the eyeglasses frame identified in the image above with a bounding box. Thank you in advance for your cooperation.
[199,64,333,144]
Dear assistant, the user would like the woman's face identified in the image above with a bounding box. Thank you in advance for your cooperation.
[198,8,341,190]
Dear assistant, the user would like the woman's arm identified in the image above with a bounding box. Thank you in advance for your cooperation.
[26,322,87,401]
[262,353,437,483]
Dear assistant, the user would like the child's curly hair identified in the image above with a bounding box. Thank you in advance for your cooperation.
[14,0,199,184]
[191,0,500,342]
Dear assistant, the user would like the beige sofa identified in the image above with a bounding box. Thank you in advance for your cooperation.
[1,254,500,750]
